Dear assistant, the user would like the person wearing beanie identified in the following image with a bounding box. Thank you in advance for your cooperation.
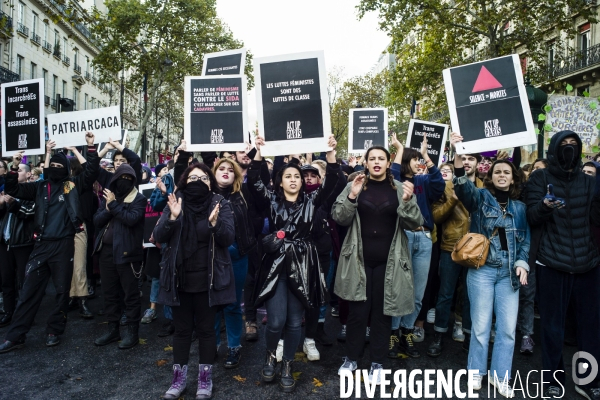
[0,132,100,352]
[97,137,142,188]
[93,164,147,349]
[526,130,600,399]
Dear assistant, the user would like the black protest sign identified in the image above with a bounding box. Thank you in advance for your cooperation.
[406,119,449,167]
[184,75,248,152]
[348,108,388,153]
[1,78,45,156]
[255,51,331,156]
[202,48,246,76]
[139,183,160,247]
[443,54,535,154]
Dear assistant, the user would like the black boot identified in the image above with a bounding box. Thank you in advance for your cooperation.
[387,329,400,359]
[427,332,444,357]
[399,327,421,358]
[315,322,333,346]
[78,297,94,319]
[119,324,139,349]
[68,297,78,311]
[280,359,296,393]
[95,322,121,346]
[462,332,471,352]
[0,313,12,328]
[158,320,175,337]
[261,350,277,382]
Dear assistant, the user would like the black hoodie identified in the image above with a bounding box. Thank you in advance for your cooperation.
[525,130,600,273]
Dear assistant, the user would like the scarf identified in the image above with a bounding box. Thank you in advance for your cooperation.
[179,181,212,261]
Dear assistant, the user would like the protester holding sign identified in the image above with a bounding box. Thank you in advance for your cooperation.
[248,135,339,392]
[0,132,100,353]
[388,133,445,357]
[97,137,143,188]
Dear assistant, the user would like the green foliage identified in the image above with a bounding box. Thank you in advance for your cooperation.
[566,84,574,92]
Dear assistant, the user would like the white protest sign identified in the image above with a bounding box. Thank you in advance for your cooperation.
[254,51,331,156]
[47,106,121,147]
[545,94,600,157]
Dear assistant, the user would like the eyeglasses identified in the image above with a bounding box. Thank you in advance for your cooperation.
[440,169,453,173]
[188,175,209,183]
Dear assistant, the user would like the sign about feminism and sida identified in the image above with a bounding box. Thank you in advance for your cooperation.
[47,105,121,148]
[184,75,248,152]
[443,54,536,154]
[255,51,332,156]
[348,108,388,154]
[1,78,45,156]
[406,119,449,167]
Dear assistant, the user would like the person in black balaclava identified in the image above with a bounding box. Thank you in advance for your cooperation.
[525,130,600,398]
[0,133,100,353]
[92,164,147,349]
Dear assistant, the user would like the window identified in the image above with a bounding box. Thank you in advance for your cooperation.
[580,23,591,52]
[16,55,23,78]
[30,62,36,79]
[32,12,38,35]
[63,37,68,58]
[43,69,48,93]
[91,97,95,108]
[73,87,79,108]
[62,80,66,97]
[547,41,555,72]
[86,57,89,73]
[18,2,24,24]
[53,75,57,99]
[577,85,590,96]
[54,29,59,51]
[44,22,48,42]
[84,93,88,110]
[74,48,79,67]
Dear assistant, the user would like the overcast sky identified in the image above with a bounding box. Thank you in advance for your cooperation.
[216,0,391,124]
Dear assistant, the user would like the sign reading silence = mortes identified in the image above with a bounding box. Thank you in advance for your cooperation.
[202,48,246,76]
[254,51,331,156]
[1,78,45,156]
[443,54,536,154]
[183,75,248,152]
[406,119,449,167]
[47,105,121,148]
[348,108,388,154]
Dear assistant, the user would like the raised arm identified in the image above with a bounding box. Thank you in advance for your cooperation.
[246,136,271,211]
[452,175,482,213]
[5,151,38,200]
[312,135,340,209]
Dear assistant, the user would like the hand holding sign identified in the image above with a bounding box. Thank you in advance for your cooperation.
[46,140,56,154]
[326,134,337,163]
[86,132,95,146]
[450,132,463,150]
[391,132,403,152]
[420,136,429,158]
[12,151,24,166]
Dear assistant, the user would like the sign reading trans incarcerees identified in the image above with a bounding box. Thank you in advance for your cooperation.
[348,108,388,154]
[443,54,536,154]
[254,51,332,156]
[406,119,449,167]
[47,106,121,148]
[184,75,248,152]
[1,78,45,156]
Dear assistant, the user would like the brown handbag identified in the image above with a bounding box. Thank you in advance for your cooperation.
[451,228,498,269]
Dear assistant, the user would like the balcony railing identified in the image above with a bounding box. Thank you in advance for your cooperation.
[44,95,50,105]
[16,23,28,37]
[53,50,61,59]
[92,76,97,85]
[0,65,19,84]
[43,41,52,53]
[74,64,81,74]
[84,71,91,80]
[550,43,600,78]
[62,55,70,66]
[0,10,12,31]
[31,32,40,45]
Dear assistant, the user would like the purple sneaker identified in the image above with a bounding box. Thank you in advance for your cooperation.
[163,364,187,399]
[196,364,213,399]
[520,335,535,355]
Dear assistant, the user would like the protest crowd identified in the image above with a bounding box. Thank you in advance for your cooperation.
[0,126,599,400]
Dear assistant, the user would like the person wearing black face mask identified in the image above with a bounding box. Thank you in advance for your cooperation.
[0,133,100,353]
[92,164,147,349]
[526,130,600,399]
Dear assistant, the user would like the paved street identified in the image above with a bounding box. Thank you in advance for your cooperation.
[0,280,583,399]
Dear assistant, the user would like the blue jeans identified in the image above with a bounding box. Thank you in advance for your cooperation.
[150,277,160,304]
[434,251,471,333]
[392,230,432,330]
[467,250,519,380]
[215,242,248,349]
[319,255,336,321]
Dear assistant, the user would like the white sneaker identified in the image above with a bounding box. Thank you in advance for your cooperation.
[490,378,515,398]
[338,356,357,375]
[427,308,435,324]
[276,339,283,362]
[367,362,383,384]
[453,322,465,342]
[303,338,320,361]
[413,326,425,342]
[469,374,483,391]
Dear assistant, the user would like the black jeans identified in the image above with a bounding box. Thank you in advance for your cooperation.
[172,291,217,365]
[538,264,600,389]
[0,244,33,315]
[305,253,330,339]
[265,278,305,360]
[517,263,537,336]
[244,234,263,321]
[99,245,142,324]
[346,263,391,364]
[6,238,74,342]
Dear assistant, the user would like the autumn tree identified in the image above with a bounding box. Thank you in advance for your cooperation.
[358,0,598,119]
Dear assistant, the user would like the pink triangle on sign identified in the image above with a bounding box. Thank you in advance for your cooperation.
[472,66,503,92]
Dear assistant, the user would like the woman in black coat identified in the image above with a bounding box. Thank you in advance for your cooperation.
[153,162,235,400]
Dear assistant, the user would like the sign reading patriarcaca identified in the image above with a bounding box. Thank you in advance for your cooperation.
[184,75,248,152]
[47,106,121,148]
[1,78,45,156]
[443,54,536,154]
[202,48,246,76]
[254,51,331,156]
[348,108,388,153]
[406,119,449,167]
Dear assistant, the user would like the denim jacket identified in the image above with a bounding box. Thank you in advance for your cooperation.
[453,176,530,291]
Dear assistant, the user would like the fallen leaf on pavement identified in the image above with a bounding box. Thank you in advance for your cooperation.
[233,375,246,383]
[156,359,169,367]
[138,338,147,345]
[164,345,173,351]
[312,378,323,387]
[292,372,302,380]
